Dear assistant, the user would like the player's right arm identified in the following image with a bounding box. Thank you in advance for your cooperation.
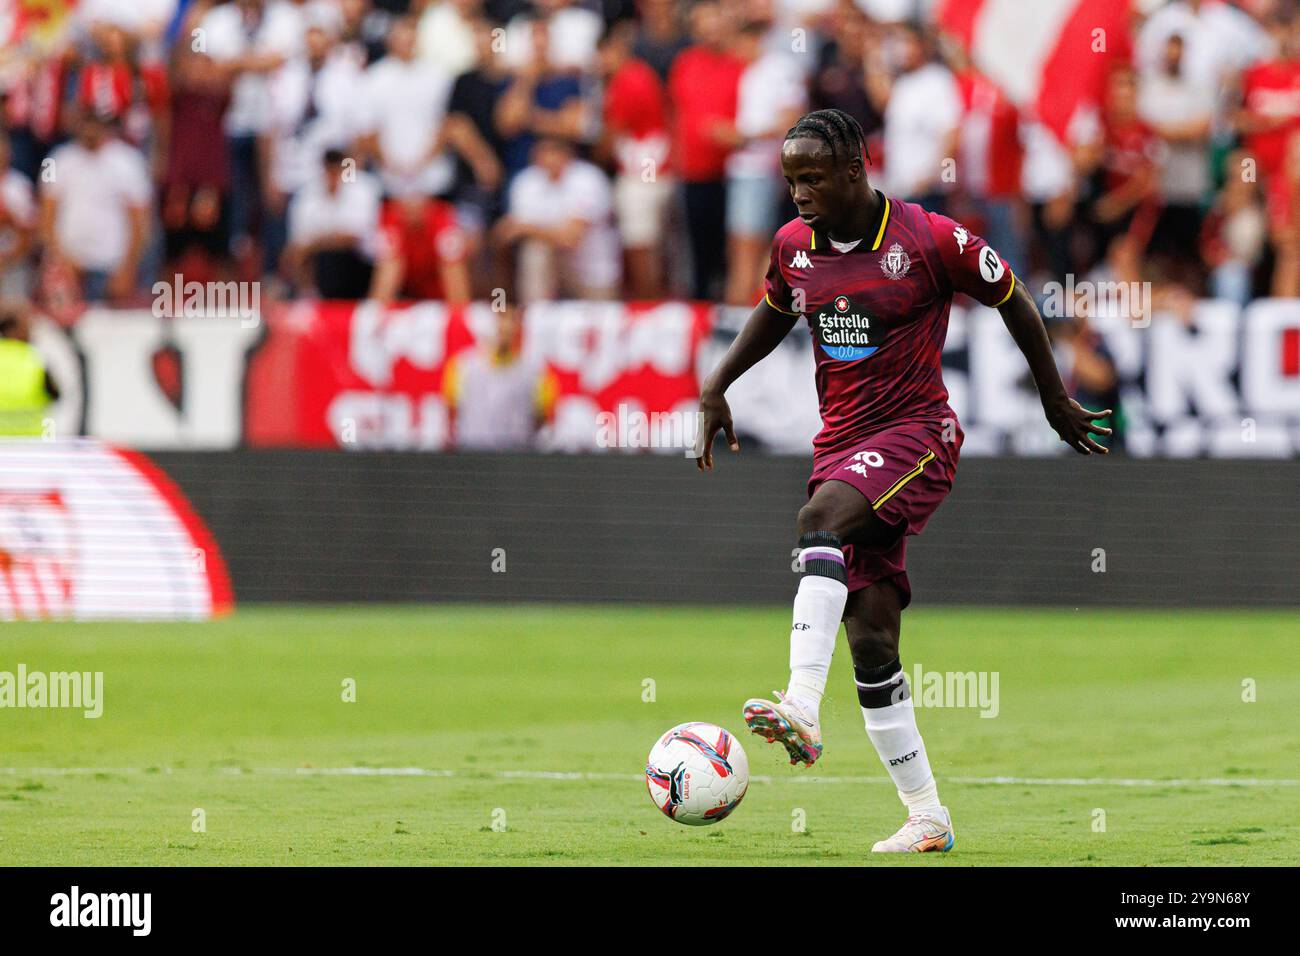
[695,296,799,470]
[697,229,803,470]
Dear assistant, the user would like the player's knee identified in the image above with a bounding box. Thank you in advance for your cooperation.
[797,499,845,538]
[795,501,823,537]
[847,624,899,670]
[798,481,879,542]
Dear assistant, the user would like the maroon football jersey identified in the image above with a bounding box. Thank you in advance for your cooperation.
[763,191,1015,459]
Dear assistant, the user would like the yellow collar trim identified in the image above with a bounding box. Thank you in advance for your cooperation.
[809,193,889,253]
[871,197,891,252]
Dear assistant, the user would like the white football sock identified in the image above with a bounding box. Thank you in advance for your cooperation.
[860,677,942,814]
[898,776,943,817]
[786,544,849,720]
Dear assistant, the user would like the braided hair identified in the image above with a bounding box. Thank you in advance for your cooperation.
[783,109,870,170]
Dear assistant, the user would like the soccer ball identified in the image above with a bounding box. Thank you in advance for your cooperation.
[645,722,749,826]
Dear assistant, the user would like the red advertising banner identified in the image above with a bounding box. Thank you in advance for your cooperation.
[26,298,1300,456]
[245,300,713,451]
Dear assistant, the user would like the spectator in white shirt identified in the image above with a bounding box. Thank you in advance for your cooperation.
[875,22,961,207]
[1138,32,1214,282]
[722,19,806,306]
[283,148,387,298]
[0,132,37,301]
[40,111,151,304]
[503,0,603,73]
[198,0,298,259]
[76,0,177,48]
[264,16,367,277]
[496,136,620,304]
[1136,0,1271,119]
[859,0,919,23]
[416,0,481,77]
[359,14,456,199]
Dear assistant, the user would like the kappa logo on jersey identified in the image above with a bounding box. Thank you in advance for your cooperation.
[880,242,911,280]
[979,246,1006,283]
[953,226,970,254]
[791,250,812,269]
[814,294,882,362]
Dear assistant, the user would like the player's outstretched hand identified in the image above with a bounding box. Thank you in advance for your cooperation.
[1045,395,1113,455]
[695,391,739,471]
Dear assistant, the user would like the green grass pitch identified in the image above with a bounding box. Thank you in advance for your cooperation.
[1,606,1297,866]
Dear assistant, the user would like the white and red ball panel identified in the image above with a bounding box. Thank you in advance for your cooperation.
[645,722,749,826]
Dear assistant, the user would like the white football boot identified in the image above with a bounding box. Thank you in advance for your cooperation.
[871,806,955,853]
[742,690,823,767]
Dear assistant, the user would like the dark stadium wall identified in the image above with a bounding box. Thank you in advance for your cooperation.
[149,452,1300,608]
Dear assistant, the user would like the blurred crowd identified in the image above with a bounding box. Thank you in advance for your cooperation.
[1,0,1299,322]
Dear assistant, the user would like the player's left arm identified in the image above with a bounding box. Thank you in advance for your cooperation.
[933,213,1112,455]
[997,281,1112,455]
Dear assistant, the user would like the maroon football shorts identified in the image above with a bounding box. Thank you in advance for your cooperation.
[806,419,962,607]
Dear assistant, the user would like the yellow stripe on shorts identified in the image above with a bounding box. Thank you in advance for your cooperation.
[871,449,936,511]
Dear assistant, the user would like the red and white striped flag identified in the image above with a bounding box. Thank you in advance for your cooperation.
[937,0,1134,146]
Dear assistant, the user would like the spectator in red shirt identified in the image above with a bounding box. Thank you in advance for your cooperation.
[1083,67,1160,278]
[372,196,472,304]
[1238,16,1300,194]
[597,20,672,300]
[76,24,169,148]
[77,27,137,125]
[3,49,72,184]
[1268,126,1300,296]
[667,0,743,301]
[1238,14,1300,295]
[951,44,1025,278]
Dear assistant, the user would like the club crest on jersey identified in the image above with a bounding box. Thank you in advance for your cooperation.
[880,242,910,280]
[791,250,812,269]
[814,294,881,361]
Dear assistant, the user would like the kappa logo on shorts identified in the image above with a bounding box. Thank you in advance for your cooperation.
[791,250,812,269]
[814,294,883,361]
[845,450,884,476]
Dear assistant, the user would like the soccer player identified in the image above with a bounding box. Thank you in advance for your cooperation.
[695,109,1111,853]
